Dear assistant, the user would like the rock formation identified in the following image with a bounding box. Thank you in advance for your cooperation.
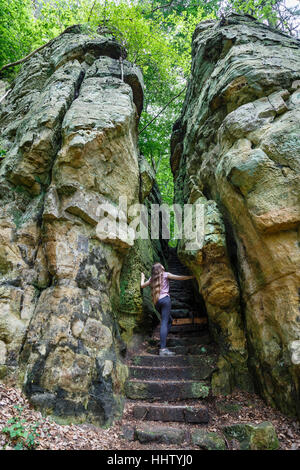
[171,13,300,417]
[0,13,299,426]
[0,25,164,425]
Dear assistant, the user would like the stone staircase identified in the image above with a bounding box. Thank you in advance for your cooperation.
[122,249,222,448]
[167,247,198,320]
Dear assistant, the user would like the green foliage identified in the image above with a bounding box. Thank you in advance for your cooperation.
[32,0,91,43]
[2,405,40,450]
[0,0,38,75]
[224,0,279,24]
[119,278,130,310]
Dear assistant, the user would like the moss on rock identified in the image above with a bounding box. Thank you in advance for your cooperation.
[223,422,279,450]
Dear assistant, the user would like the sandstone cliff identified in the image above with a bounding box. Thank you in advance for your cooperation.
[171,13,300,417]
[0,25,163,425]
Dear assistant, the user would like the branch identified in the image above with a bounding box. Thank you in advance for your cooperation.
[149,0,176,14]
[151,154,156,173]
[0,24,85,75]
[87,0,97,22]
[0,40,52,75]
[138,85,187,135]
[155,152,164,173]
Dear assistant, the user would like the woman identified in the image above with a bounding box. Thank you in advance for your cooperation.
[141,262,194,356]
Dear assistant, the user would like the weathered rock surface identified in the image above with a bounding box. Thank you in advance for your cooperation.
[0,25,163,425]
[171,13,300,417]
[223,422,279,450]
[191,430,226,450]
[135,425,187,445]
[125,379,210,401]
[132,404,209,423]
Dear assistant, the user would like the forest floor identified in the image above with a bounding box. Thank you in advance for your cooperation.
[0,383,299,451]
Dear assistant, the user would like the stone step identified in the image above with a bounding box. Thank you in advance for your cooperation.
[149,334,211,348]
[169,282,192,286]
[168,266,191,271]
[168,265,190,271]
[170,296,193,303]
[167,260,187,266]
[133,424,189,445]
[123,424,227,449]
[129,361,216,381]
[132,404,209,423]
[170,304,193,311]
[170,303,192,310]
[168,328,205,337]
[169,324,207,334]
[169,285,192,290]
[147,343,213,355]
[170,286,193,290]
[152,327,206,335]
[171,292,192,297]
[170,301,193,306]
[169,294,191,299]
[125,379,210,400]
[170,294,192,300]
[172,317,207,326]
[170,309,192,318]
[132,354,214,367]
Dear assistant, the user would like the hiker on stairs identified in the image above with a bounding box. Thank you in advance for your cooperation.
[141,262,194,357]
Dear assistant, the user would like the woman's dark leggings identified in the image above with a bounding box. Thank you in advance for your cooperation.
[155,295,172,349]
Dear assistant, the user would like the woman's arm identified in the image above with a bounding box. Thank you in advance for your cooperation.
[141,272,151,288]
[167,273,195,281]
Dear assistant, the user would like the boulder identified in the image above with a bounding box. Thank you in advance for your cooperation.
[191,430,226,450]
[223,422,279,450]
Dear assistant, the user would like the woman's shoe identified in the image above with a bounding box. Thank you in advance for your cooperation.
[159,348,175,356]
